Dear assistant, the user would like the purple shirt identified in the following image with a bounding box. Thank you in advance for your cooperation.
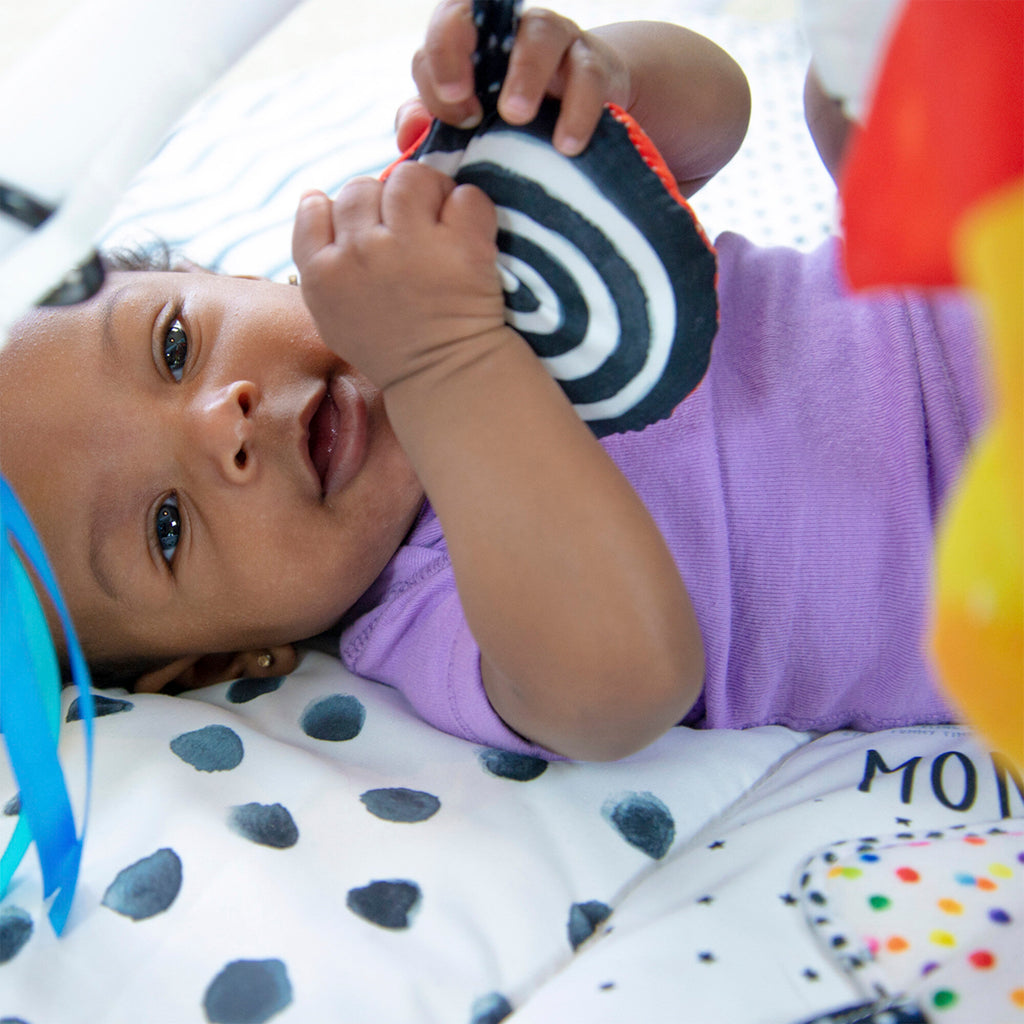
[340,234,987,758]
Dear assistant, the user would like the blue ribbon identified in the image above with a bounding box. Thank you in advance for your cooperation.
[0,475,94,935]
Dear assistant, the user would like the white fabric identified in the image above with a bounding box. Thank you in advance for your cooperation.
[3,653,1019,1022]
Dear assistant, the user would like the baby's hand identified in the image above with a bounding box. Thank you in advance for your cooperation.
[396,1,631,156]
[292,161,510,392]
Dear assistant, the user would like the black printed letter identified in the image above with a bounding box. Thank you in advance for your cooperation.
[858,750,922,804]
[930,751,977,812]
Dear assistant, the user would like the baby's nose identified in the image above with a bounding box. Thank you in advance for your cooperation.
[194,380,259,482]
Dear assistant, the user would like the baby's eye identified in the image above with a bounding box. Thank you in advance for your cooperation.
[155,495,181,563]
[163,320,189,381]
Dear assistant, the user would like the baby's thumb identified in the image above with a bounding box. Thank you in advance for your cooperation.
[291,190,333,270]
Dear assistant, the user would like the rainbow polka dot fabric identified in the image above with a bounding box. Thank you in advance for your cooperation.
[797,827,1024,1022]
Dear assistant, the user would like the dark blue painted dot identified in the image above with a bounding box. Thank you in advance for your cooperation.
[470,992,513,1024]
[170,724,244,771]
[66,694,134,722]
[602,791,675,859]
[567,900,612,950]
[478,748,548,781]
[3,793,20,816]
[227,677,283,704]
[989,908,1011,924]
[0,906,33,963]
[229,803,299,849]
[300,695,365,741]
[102,847,182,920]
[346,880,421,929]
[203,958,292,1023]
[360,788,440,823]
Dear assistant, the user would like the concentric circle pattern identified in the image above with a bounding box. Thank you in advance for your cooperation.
[412,100,718,437]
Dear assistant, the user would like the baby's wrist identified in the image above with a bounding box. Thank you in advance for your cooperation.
[380,323,524,403]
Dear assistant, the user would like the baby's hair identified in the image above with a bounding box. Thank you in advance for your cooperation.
[100,239,196,275]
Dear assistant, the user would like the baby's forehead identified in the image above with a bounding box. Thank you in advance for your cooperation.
[5,267,193,343]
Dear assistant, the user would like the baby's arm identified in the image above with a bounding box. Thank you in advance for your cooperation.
[294,163,702,761]
[400,4,751,195]
[292,8,749,760]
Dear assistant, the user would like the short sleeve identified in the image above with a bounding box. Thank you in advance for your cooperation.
[339,507,564,759]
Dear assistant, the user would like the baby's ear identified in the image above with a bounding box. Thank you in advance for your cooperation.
[133,645,298,694]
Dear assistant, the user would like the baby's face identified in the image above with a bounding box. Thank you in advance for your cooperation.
[0,270,423,667]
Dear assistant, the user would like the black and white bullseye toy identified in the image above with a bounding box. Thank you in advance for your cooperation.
[404,0,718,437]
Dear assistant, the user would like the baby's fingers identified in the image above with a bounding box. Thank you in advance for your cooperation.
[549,36,623,156]
[330,177,385,240]
[292,190,333,269]
[498,8,580,126]
[440,181,497,242]
[292,180,383,275]
[381,161,454,229]
[412,0,481,129]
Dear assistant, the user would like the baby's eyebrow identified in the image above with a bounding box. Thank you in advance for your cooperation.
[100,282,132,370]
[85,284,136,603]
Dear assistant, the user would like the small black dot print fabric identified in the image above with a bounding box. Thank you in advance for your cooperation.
[567,900,612,950]
[601,791,676,859]
[346,879,422,930]
[229,803,299,849]
[102,848,183,920]
[0,906,32,964]
[203,959,293,1024]
[66,694,133,722]
[478,748,548,781]
[227,677,283,704]
[170,724,244,771]
[360,788,441,823]
[1,654,1017,1022]
[469,991,513,1024]
[300,694,365,741]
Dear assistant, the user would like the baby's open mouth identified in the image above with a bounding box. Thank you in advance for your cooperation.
[304,376,369,499]
[308,389,339,493]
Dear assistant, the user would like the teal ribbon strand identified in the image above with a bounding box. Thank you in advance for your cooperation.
[0,475,94,935]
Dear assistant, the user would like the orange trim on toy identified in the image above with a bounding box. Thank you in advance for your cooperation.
[380,123,432,181]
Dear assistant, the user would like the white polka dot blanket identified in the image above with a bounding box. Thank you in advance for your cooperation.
[2,4,1020,1023]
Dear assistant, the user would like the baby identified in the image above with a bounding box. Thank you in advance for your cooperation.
[0,3,985,761]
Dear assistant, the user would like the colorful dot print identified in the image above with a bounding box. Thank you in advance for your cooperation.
[800,828,1024,1023]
